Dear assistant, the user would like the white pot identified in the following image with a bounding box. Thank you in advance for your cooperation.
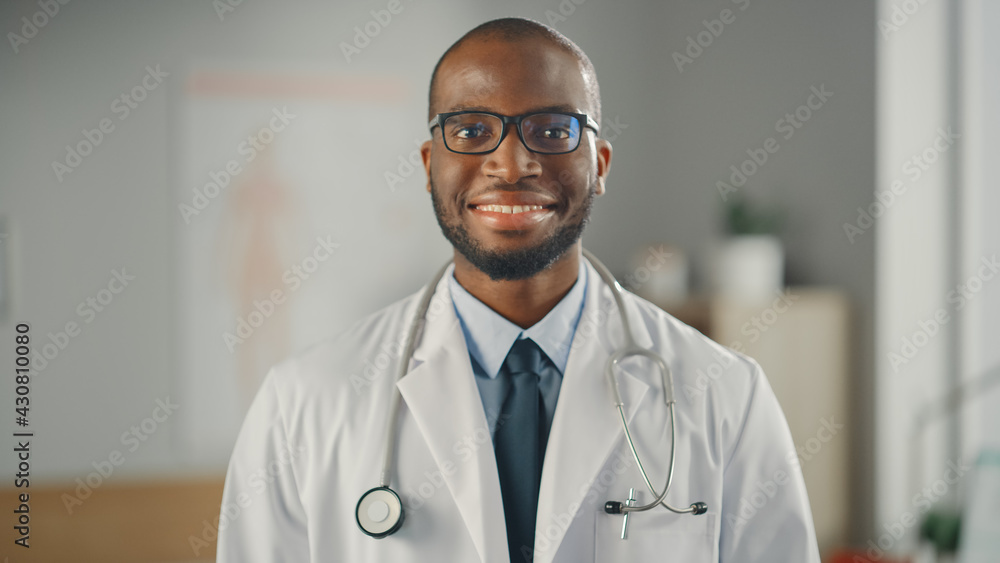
[625,243,688,307]
[711,235,784,301]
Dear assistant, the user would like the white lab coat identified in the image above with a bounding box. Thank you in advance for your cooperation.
[217,259,821,562]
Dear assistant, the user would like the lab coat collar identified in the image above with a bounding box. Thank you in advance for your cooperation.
[398,271,510,562]
[398,255,655,563]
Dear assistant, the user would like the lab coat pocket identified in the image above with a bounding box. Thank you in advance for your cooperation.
[594,509,717,562]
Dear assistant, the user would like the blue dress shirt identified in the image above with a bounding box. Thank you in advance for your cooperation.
[447,259,589,442]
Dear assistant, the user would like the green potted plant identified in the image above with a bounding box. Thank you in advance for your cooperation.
[711,194,786,301]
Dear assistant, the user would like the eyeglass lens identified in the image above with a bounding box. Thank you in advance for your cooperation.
[442,113,582,154]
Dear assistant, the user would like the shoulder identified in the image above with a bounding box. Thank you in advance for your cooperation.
[620,288,765,411]
[262,285,426,405]
[620,289,786,468]
[624,288,761,374]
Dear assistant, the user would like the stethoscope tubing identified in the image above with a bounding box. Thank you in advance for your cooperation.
[378,258,453,487]
[371,248,705,525]
[587,249,700,516]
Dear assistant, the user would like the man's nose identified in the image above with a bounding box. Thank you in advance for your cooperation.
[482,128,542,184]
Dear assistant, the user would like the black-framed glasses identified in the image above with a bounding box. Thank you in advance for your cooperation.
[428,110,600,155]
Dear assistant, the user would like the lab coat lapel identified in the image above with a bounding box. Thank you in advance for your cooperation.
[395,272,509,563]
[533,259,654,563]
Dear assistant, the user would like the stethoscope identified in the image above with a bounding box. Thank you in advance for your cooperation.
[356,248,707,539]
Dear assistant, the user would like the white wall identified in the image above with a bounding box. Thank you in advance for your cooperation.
[960,0,1000,462]
[873,0,1000,555]
[875,0,952,547]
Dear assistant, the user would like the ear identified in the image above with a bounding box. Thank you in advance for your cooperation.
[594,138,612,196]
[420,139,433,193]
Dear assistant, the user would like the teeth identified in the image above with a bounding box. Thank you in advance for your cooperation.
[475,204,546,214]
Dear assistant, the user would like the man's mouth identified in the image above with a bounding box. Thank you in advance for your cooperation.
[470,204,555,214]
[466,203,557,230]
[463,190,560,230]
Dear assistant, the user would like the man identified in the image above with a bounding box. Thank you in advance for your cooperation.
[217,17,821,562]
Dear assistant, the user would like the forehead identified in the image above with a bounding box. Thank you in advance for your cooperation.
[435,37,590,115]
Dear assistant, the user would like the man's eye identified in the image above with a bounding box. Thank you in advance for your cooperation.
[539,127,572,140]
[453,125,490,139]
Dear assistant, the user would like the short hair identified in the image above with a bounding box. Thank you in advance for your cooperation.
[427,17,602,129]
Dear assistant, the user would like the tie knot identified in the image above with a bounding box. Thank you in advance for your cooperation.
[503,338,548,376]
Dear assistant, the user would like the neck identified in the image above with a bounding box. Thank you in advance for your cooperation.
[451,243,582,329]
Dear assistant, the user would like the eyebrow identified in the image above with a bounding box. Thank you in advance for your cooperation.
[444,103,583,115]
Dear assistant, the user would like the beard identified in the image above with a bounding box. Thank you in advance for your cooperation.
[430,176,597,281]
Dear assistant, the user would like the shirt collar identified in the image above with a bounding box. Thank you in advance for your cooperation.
[448,259,588,378]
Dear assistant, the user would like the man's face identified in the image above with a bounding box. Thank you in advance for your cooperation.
[421,37,611,281]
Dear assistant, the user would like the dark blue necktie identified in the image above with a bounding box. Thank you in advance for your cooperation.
[494,338,547,563]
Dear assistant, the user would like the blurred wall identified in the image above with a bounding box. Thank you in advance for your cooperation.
[0,0,876,544]
[875,0,955,538]
[875,1,1000,556]
[962,0,1000,460]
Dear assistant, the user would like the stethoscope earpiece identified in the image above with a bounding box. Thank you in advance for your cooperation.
[356,486,405,538]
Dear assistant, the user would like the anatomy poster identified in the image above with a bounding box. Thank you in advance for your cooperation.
[172,67,439,465]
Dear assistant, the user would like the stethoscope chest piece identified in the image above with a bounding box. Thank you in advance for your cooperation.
[356,486,405,538]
